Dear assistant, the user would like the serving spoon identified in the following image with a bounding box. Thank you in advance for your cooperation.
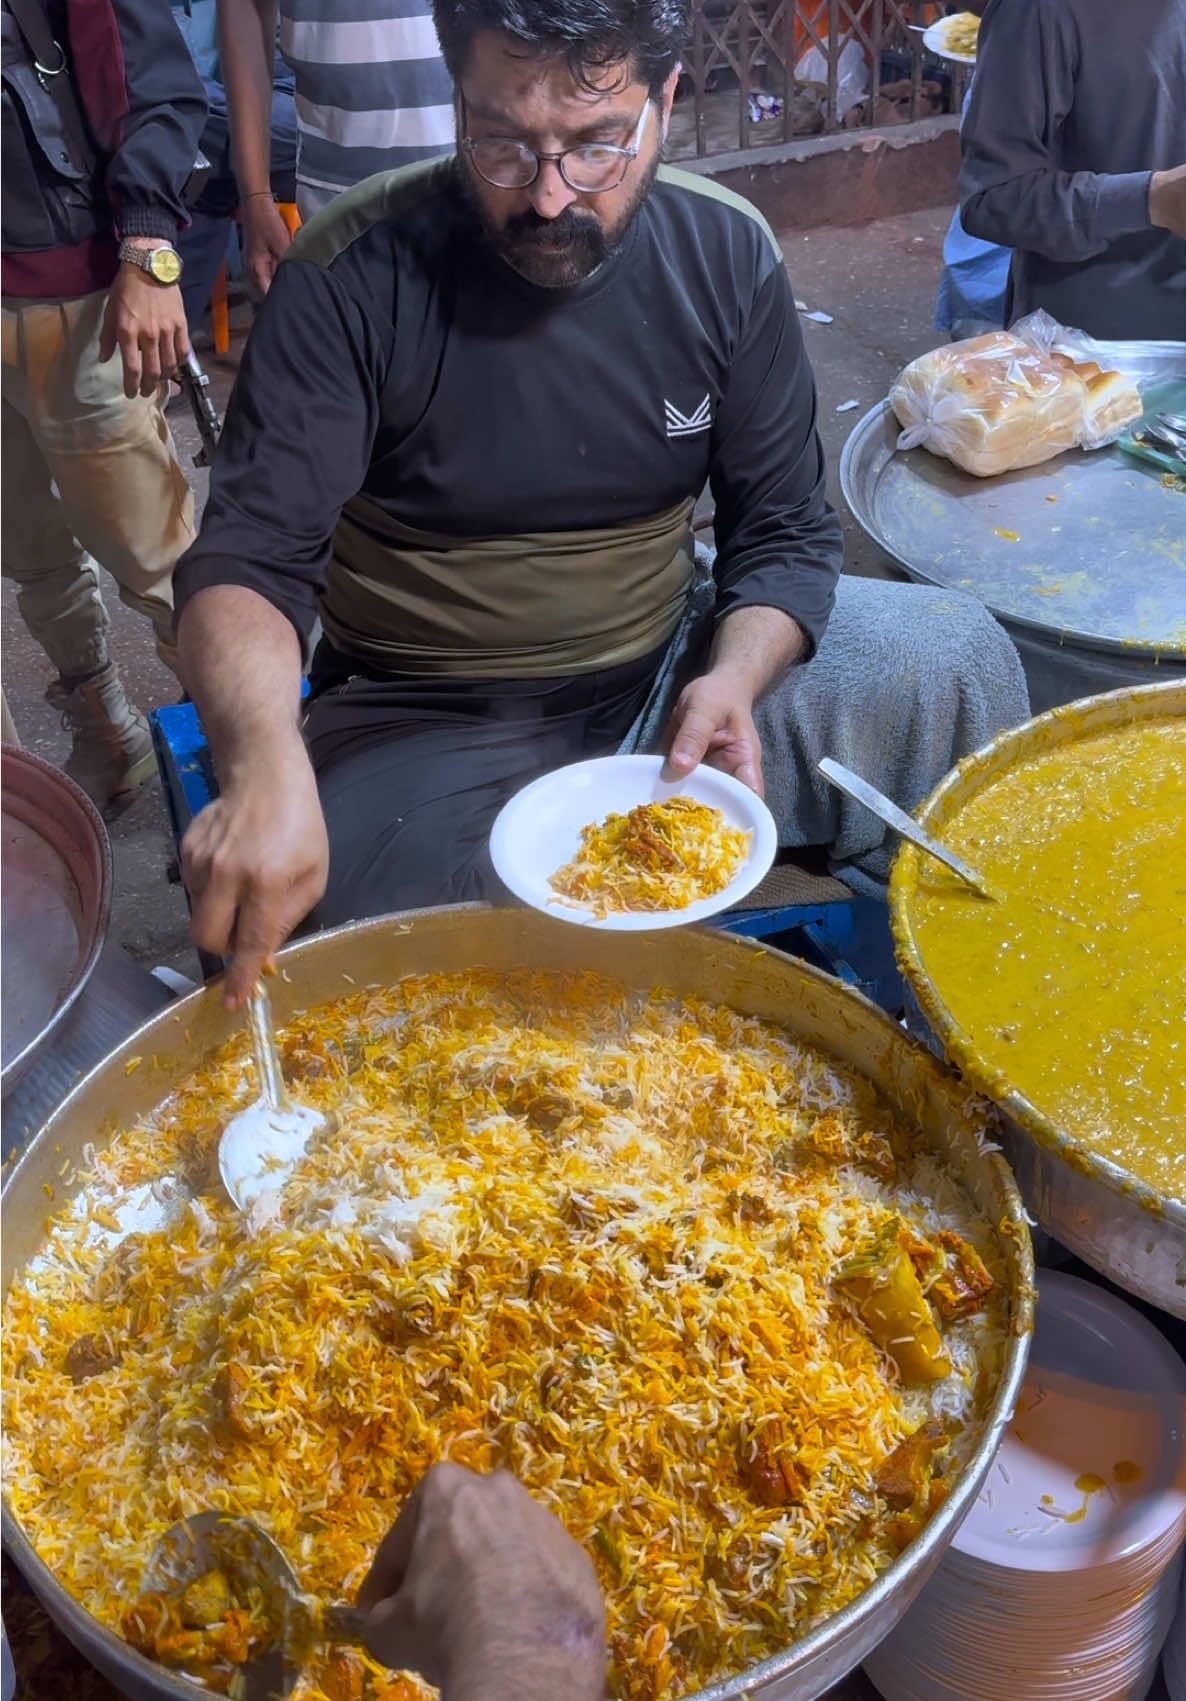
[143,1512,367,1701]
[218,981,331,1212]
[818,757,1105,934]
[817,758,994,898]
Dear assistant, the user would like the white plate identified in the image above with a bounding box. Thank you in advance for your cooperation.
[954,1272,1186,1573]
[489,754,778,931]
[922,16,978,63]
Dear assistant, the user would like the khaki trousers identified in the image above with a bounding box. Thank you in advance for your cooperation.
[1,290,193,678]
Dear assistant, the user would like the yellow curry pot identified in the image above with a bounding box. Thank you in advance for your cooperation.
[891,680,1186,1318]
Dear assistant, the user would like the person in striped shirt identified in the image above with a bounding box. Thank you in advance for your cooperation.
[217,0,454,293]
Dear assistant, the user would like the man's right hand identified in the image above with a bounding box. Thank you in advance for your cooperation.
[356,1464,606,1701]
[181,743,328,1007]
[242,195,294,295]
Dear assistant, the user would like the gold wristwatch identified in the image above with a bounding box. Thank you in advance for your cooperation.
[117,240,184,284]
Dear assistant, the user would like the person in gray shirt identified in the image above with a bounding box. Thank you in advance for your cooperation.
[958,0,1186,339]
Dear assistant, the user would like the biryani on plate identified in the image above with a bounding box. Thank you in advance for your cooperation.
[549,796,751,916]
[3,968,1011,1701]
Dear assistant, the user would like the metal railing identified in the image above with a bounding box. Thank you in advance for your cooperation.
[669,0,970,161]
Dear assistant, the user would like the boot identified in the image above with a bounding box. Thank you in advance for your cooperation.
[47,661,156,809]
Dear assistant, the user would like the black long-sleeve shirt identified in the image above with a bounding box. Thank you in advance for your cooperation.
[175,159,843,670]
[959,0,1186,339]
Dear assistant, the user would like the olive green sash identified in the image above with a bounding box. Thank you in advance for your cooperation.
[322,495,695,677]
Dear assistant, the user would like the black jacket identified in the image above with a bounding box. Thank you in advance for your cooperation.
[1,0,206,297]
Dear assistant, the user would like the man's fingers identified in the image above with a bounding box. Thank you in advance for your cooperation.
[735,757,764,797]
[98,310,117,366]
[139,333,162,397]
[359,1591,439,1687]
[356,1481,427,1612]
[224,910,286,1009]
[664,706,716,778]
[157,330,178,386]
[120,331,142,399]
[186,873,241,963]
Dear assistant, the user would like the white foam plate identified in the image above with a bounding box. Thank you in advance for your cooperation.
[922,16,978,63]
[489,754,778,930]
[954,1271,1186,1573]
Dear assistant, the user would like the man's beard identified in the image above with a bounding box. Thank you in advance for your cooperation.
[463,149,660,288]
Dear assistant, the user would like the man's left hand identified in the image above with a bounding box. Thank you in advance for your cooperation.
[662,668,764,796]
[99,262,190,399]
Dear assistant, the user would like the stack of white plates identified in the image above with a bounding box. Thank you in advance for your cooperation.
[866,1271,1186,1701]
[1164,1563,1186,1700]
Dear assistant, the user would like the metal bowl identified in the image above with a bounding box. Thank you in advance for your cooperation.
[1,906,1034,1701]
[1,749,112,1094]
[890,681,1186,1318]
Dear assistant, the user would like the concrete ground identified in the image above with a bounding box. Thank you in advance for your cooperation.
[1,203,947,980]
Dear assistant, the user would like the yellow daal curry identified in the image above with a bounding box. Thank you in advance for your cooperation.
[905,716,1186,1198]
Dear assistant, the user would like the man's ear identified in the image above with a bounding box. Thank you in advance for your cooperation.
[659,65,680,134]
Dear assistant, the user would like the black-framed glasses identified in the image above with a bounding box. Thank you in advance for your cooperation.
[460,96,652,193]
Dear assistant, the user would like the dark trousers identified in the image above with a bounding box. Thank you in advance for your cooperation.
[304,641,665,927]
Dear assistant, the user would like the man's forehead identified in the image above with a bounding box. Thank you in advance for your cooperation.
[463,29,644,127]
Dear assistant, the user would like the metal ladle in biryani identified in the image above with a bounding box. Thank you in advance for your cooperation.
[3,968,1012,1701]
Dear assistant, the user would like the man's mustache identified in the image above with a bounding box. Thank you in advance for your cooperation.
[503,207,606,251]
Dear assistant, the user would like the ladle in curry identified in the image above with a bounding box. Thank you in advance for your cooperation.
[817,758,994,898]
[143,1512,367,1700]
[218,981,330,1212]
[818,758,1104,933]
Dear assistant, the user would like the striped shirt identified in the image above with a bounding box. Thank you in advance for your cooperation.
[278,0,454,213]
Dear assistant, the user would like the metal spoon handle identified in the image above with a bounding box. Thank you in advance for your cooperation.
[246,982,291,1113]
[322,1603,369,1645]
[817,758,992,898]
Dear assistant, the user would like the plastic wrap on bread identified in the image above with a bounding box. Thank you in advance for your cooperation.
[890,312,1142,479]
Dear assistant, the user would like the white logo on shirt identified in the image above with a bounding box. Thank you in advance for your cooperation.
[664,394,712,438]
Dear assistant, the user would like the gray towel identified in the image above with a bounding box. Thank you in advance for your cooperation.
[621,561,1031,899]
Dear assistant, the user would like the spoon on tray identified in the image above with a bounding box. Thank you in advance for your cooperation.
[142,1512,367,1700]
[218,980,331,1212]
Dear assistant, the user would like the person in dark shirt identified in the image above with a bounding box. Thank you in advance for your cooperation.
[175,0,1029,1003]
[959,0,1186,339]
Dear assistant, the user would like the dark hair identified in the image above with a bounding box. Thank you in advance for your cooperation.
[433,0,689,97]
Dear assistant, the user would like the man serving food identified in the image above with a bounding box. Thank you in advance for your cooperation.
[175,0,1028,1006]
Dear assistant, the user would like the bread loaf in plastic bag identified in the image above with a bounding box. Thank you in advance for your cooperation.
[890,311,1142,478]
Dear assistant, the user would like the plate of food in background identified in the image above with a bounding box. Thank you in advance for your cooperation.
[922,10,980,64]
[490,752,777,929]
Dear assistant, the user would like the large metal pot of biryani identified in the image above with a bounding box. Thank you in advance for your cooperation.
[1,907,1035,1701]
[891,680,1186,1318]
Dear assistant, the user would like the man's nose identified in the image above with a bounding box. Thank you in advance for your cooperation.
[527,157,577,218]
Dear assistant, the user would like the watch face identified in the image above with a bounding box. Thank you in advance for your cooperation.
[149,248,182,284]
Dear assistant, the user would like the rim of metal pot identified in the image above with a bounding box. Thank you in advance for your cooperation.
[890,679,1186,1233]
[1,747,114,1093]
[1,907,1036,1701]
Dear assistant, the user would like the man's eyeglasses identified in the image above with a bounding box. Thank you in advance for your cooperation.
[460,96,652,194]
